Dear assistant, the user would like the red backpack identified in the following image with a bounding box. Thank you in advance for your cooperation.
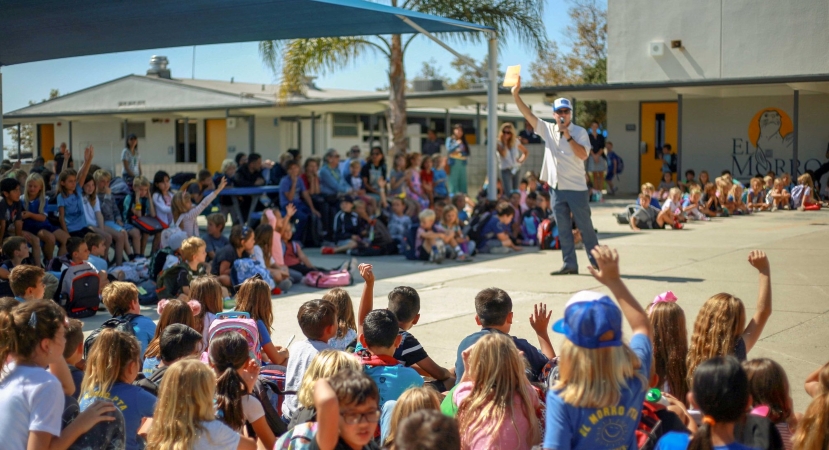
[635,402,665,450]
[538,219,560,250]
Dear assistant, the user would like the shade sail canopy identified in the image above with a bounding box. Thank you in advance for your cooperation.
[0,0,492,66]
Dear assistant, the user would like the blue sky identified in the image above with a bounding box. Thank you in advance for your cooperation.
[2,0,595,143]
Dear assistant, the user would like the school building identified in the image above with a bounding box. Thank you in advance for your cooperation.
[4,0,829,194]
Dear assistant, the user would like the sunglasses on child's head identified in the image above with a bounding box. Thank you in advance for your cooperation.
[234,272,263,291]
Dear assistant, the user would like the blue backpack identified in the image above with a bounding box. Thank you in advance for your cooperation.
[232,258,276,289]
[403,222,420,260]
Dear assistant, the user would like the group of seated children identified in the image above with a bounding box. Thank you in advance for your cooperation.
[631,169,825,230]
[3,238,828,450]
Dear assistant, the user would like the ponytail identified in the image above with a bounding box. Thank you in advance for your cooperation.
[792,363,829,450]
[687,420,714,450]
[208,331,252,430]
[215,365,246,429]
[0,300,66,372]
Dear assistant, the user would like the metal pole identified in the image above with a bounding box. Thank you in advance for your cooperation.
[248,116,255,154]
[310,111,315,155]
[369,114,375,146]
[677,94,683,177]
[444,109,450,137]
[476,103,481,146]
[17,123,21,162]
[0,69,4,157]
[68,121,73,152]
[793,90,799,177]
[296,118,302,152]
[183,118,190,163]
[486,33,498,201]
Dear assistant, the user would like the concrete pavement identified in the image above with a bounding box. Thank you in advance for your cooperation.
[89,198,829,411]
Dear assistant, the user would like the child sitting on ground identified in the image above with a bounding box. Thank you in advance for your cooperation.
[210,225,254,289]
[442,205,475,258]
[455,288,553,382]
[655,357,752,450]
[57,237,109,302]
[96,169,140,262]
[202,213,230,262]
[432,154,449,203]
[476,203,522,254]
[286,349,363,428]
[658,172,677,200]
[157,236,207,299]
[358,308,424,406]
[0,177,44,267]
[123,175,158,255]
[101,281,157,356]
[0,236,31,296]
[792,173,821,210]
[662,187,685,226]
[311,369,383,450]
[638,183,662,209]
[280,226,320,282]
[233,277,289,367]
[9,264,49,304]
[742,358,798,449]
[79,328,156,450]
[452,193,470,225]
[727,184,750,215]
[701,182,722,216]
[282,299,338,420]
[171,177,227,238]
[545,246,653,450]
[84,233,109,272]
[416,209,458,263]
[356,264,455,390]
[686,250,771,381]
[767,178,791,211]
[455,333,541,450]
[142,298,196,377]
[134,324,203,396]
[746,178,770,212]
[252,223,292,291]
[323,196,364,255]
[323,288,358,351]
[681,188,710,221]
[396,410,461,450]
[381,387,442,448]
[793,363,829,449]
[64,317,85,400]
[387,197,413,255]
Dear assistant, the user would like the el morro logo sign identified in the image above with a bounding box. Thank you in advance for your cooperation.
[731,108,820,176]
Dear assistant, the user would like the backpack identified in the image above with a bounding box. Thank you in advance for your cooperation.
[130,214,168,234]
[149,247,175,282]
[134,365,167,397]
[56,262,101,319]
[46,254,71,273]
[467,211,492,243]
[403,222,419,260]
[521,213,541,244]
[538,219,560,250]
[137,279,160,305]
[83,313,139,359]
[248,369,291,439]
[274,421,318,450]
[204,311,261,363]
[156,263,190,299]
[159,216,186,249]
[232,258,276,289]
[302,268,352,288]
[635,402,665,450]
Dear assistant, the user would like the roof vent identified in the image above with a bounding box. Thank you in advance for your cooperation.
[147,55,171,79]
[412,79,445,92]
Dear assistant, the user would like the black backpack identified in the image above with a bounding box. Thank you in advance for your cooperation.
[56,263,101,319]
[149,247,175,282]
[83,313,139,359]
[467,211,493,243]
[248,378,289,438]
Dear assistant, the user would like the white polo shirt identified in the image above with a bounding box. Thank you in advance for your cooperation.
[535,118,591,191]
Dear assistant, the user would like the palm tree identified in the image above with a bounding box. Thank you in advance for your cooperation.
[259,0,546,151]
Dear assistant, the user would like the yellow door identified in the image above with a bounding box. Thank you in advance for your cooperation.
[205,119,227,174]
[640,102,677,186]
[38,124,55,160]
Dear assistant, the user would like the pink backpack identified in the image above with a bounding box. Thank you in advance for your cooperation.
[203,311,261,362]
[302,269,353,288]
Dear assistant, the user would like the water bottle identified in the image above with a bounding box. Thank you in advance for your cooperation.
[645,388,671,406]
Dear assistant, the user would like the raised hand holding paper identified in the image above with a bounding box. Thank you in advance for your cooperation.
[503,65,521,87]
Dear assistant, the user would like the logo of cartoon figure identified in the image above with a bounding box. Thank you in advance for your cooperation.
[745,108,794,173]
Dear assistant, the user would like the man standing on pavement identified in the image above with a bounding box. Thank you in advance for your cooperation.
[512,76,599,275]
[422,129,442,157]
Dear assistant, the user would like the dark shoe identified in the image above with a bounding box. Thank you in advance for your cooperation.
[550,267,579,276]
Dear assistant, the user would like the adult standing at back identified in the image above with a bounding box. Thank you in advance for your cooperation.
[122,134,141,186]
[422,129,442,157]
[497,123,528,194]
[512,76,599,275]
[446,124,469,194]
[587,121,607,194]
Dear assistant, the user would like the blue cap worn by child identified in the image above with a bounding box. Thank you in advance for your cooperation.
[552,290,623,349]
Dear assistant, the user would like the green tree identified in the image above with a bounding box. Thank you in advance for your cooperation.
[259,0,546,151]
[528,0,607,126]
[9,89,59,158]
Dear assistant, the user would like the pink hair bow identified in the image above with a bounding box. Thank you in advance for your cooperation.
[157,299,202,317]
[649,291,678,312]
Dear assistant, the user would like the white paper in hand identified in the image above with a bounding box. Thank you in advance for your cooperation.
[503,65,521,87]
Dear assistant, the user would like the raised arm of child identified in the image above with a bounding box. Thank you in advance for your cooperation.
[742,250,771,353]
[529,303,556,360]
[356,263,374,336]
[805,362,828,398]
[75,145,94,191]
[313,378,341,450]
[588,246,652,339]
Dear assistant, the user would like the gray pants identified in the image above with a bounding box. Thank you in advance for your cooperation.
[551,188,599,270]
[501,168,520,195]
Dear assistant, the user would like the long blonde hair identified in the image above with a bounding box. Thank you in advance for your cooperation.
[555,338,646,408]
[80,329,140,399]
[649,302,689,404]
[383,387,441,448]
[498,123,517,149]
[23,172,46,214]
[146,359,217,450]
[297,349,361,408]
[686,293,745,389]
[792,362,829,450]
[457,333,540,449]
[171,190,192,223]
[321,288,356,340]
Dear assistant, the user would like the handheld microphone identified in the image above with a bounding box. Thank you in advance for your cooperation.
[559,117,565,125]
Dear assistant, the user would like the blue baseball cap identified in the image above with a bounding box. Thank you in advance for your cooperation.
[552,290,623,349]
[553,98,572,112]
